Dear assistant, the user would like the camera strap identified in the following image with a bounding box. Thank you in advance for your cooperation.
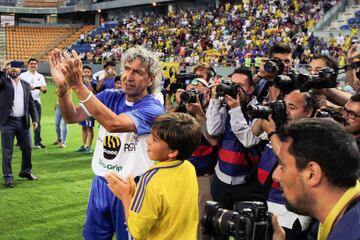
[259,160,278,198]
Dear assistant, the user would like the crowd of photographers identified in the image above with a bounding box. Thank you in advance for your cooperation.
[160,42,360,239]
[3,38,360,239]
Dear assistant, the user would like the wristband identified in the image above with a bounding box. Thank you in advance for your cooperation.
[80,91,93,104]
[79,103,93,117]
[267,131,277,140]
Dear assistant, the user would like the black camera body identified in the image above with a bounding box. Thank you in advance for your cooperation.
[273,68,338,94]
[164,70,199,95]
[216,82,238,99]
[175,72,198,82]
[247,100,287,130]
[264,58,285,75]
[202,200,273,240]
[180,88,204,104]
[314,108,346,125]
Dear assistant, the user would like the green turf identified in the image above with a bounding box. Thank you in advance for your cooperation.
[0,83,98,240]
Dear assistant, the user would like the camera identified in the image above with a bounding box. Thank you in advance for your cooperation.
[216,82,238,99]
[175,71,198,82]
[180,88,204,104]
[264,58,285,75]
[314,108,346,125]
[164,69,199,95]
[273,68,338,94]
[202,200,273,240]
[247,100,287,130]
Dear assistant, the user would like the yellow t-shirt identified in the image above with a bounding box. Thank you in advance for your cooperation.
[128,160,199,240]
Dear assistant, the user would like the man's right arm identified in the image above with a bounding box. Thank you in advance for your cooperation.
[50,49,138,132]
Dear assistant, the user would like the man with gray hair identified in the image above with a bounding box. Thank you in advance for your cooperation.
[49,46,164,240]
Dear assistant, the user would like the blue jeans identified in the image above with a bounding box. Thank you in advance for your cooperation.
[55,105,68,144]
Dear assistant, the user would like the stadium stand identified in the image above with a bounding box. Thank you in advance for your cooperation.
[69,1,339,66]
[23,0,64,8]
[6,25,94,61]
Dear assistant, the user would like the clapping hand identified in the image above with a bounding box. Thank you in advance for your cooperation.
[49,49,84,91]
[105,172,136,201]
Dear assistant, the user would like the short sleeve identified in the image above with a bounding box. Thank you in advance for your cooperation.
[125,104,164,135]
[126,99,164,135]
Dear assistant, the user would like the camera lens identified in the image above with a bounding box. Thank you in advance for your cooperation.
[180,91,197,103]
[264,61,277,74]
[247,105,272,119]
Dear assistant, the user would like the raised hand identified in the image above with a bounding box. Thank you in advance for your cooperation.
[63,50,84,89]
[49,49,69,89]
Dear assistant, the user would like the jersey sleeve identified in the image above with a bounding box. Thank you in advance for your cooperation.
[126,100,165,135]
[128,176,163,239]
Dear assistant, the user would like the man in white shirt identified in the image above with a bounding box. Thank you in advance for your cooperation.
[20,58,47,149]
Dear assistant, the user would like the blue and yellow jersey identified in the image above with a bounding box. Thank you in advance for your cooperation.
[128,160,198,240]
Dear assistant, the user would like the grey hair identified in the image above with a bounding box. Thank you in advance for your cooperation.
[120,46,162,94]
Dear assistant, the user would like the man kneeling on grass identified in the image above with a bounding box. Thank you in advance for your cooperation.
[106,112,201,240]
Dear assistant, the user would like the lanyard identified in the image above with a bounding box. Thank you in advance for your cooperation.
[317,180,360,240]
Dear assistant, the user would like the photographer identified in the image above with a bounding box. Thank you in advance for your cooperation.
[253,90,318,239]
[175,78,218,240]
[206,68,262,239]
[342,93,360,145]
[307,55,350,109]
[253,44,292,104]
[272,118,360,240]
[193,63,213,83]
[165,63,213,112]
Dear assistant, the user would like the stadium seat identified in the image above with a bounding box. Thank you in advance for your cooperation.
[5,26,88,62]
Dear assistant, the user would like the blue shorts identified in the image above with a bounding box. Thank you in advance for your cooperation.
[79,118,95,128]
[82,176,131,240]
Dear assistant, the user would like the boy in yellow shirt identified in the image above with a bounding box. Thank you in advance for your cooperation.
[106,112,201,240]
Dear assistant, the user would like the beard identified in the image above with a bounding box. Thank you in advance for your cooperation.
[9,71,19,79]
[284,192,311,216]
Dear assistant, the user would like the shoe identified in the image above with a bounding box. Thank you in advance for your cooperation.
[19,172,39,180]
[75,146,86,152]
[4,177,14,188]
[58,143,66,148]
[85,147,92,154]
[53,139,61,145]
[34,143,46,149]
